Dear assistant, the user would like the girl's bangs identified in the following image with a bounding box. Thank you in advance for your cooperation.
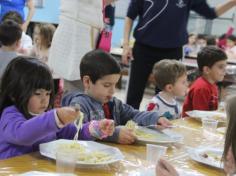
[31,67,53,91]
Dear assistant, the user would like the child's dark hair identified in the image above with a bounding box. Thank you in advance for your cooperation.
[0,56,54,119]
[80,49,121,84]
[223,95,236,164]
[197,34,206,40]
[227,35,236,44]
[197,46,227,72]
[153,59,187,90]
[206,35,216,46]
[2,11,24,25]
[0,20,22,46]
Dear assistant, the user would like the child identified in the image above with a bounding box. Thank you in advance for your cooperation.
[225,35,236,59]
[31,23,56,64]
[183,33,198,57]
[31,23,62,108]
[0,20,21,81]
[62,50,171,145]
[182,46,227,116]
[0,56,114,159]
[2,11,33,54]
[146,59,188,120]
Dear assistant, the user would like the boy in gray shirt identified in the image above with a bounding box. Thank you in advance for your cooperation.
[62,50,171,144]
[0,20,22,79]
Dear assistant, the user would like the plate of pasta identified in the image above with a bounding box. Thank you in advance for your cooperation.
[185,110,226,122]
[125,121,183,144]
[39,139,124,166]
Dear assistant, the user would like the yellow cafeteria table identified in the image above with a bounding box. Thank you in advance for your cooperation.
[0,118,226,176]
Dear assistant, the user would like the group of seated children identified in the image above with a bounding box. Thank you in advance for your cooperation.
[145,46,226,121]
[0,10,234,175]
[0,41,235,174]
[0,50,171,159]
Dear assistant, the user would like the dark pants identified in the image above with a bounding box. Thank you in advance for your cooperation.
[126,42,183,109]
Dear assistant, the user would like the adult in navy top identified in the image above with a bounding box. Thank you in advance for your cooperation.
[0,0,35,31]
[122,0,236,109]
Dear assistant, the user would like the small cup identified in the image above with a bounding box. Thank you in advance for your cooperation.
[56,150,77,173]
[146,144,167,165]
[202,118,218,133]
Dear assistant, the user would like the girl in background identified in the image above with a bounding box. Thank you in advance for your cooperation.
[49,0,118,94]
[32,23,62,107]
[32,23,56,64]
[0,56,114,159]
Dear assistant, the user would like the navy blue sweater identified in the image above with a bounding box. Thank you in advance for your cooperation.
[127,0,217,48]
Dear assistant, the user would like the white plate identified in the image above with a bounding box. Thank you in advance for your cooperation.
[187,147,224,169]
[128,168,204,176]
[217,127,226,134]
[39,139,124,166]
[18,171,75,176]
[186,110,226,122]
[135,127,183,144]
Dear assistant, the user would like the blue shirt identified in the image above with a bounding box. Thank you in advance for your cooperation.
[127,0,217,48]
[0,0,26,21]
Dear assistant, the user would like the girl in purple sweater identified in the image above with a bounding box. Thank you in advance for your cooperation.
[0,56,114,159]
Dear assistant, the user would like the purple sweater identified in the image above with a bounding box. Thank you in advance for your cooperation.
[0,106,92,159]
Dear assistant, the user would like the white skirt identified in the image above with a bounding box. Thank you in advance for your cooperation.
[48,16,100,80]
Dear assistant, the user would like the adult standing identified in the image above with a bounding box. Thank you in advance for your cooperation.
[122,0,236,109]
[48,0,117,94]
[0,0,35,32]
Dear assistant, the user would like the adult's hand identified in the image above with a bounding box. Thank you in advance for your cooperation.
[122,45,133,65]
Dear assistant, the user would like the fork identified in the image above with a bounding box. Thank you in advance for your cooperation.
[142,124,179,128]
[73,104,84,140]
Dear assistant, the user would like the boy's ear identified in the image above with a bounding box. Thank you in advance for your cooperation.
[15,39,21,49]
[82,75,91,89]
[165,84,173,92]
[203,66,211,74]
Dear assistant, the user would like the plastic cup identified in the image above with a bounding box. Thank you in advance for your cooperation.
[56,150,77,173]
[201,118,218,133]
[146,144,167,165]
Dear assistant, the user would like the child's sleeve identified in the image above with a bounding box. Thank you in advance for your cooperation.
[0,108,59,146]
[117,99,160,126]
[100,127,120,143]
[146,102,158,112]
[57,122,94,140]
